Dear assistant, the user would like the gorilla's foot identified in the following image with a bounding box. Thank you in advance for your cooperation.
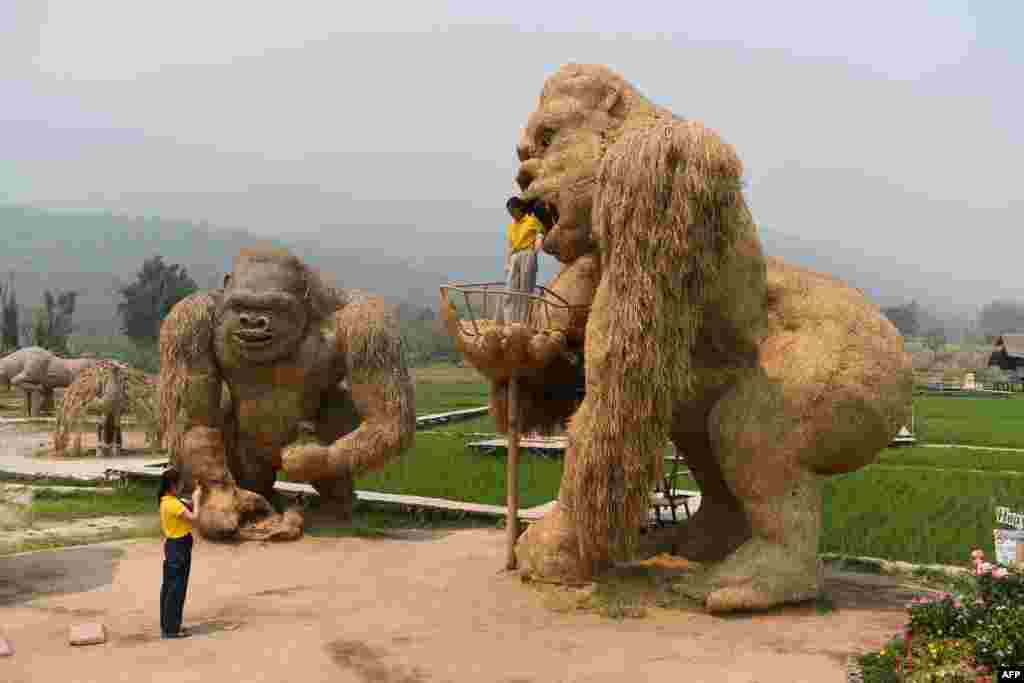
[198,484,276,541]
[671,497,751,563]
[239,506,304,542]
[515,503,592,585]
[674,537,820,613]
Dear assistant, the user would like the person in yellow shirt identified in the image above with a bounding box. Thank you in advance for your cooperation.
[496,197,545,325]
[158,468,201,639]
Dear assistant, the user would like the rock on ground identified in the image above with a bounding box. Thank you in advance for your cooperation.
[68,623,106,646]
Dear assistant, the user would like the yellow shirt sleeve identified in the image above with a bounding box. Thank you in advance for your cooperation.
[160,496,193,539]
[508,215,545,252]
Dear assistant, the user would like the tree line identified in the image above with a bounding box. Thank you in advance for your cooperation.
[882,300,1024,349]
[1,255,459,368]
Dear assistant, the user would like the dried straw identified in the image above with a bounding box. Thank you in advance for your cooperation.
[54,360,160,456]
[567,116,756,568]
[159,291,219,464]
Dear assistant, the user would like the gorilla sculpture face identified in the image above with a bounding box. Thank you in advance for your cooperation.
[515,64,652,264]
[218,257,310,365]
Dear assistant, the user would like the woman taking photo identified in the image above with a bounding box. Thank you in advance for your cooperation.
[157,468,201,639]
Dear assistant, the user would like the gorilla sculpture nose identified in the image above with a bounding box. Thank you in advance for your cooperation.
[239,313,269,330]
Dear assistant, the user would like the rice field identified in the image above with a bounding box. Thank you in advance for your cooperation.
[8,365,1024,566]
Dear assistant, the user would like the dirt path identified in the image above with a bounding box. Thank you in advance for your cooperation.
[0,530,922,683]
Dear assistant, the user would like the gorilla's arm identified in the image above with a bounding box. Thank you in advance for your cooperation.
[159,292,233,486]
[282,295,415,481]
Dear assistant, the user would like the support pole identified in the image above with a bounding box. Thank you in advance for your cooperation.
[506,372,521,570]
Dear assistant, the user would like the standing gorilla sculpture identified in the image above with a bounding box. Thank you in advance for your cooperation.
[159,246,415,540]
[444,64,913,613]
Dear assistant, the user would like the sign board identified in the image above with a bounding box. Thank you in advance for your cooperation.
[994,506,1024,567]
[994,529,1024,567]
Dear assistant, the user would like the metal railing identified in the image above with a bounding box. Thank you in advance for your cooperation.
[440,282,589,337]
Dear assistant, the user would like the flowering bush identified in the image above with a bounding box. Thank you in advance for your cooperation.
[858,549,1024,681]
[906,592,973,639]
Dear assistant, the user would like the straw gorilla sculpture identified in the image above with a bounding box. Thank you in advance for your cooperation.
[160,246,415,541]
[444,64,913,613]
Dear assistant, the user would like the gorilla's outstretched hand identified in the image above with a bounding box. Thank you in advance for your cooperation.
[440,301,570,384]
[196,483,275,540]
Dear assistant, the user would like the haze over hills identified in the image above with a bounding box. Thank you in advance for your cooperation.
[0,203,1012,337]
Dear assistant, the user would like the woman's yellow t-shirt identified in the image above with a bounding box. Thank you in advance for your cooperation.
[160,495,193,539]
[507,214,545,252]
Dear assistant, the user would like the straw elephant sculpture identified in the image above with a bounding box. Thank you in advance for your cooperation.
[0,347,98,416]
[444,63,913,613]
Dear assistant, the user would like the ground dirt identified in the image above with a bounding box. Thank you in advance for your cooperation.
[0,531,928,683]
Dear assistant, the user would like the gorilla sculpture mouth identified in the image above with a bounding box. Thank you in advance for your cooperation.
[235,330,274,348]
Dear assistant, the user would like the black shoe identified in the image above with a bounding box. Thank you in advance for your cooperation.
[161,630,192,639]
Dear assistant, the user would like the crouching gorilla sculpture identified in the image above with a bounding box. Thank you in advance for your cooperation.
[445,64,913,613]
[159,246,415,540]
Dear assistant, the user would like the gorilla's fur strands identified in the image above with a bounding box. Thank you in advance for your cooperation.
[159,291,219,463]
[569,118,755,567]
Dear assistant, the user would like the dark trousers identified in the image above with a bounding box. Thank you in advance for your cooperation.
[160,534,193,635]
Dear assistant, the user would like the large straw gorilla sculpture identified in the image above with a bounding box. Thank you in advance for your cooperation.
[160,246,415,541]
[444,64,913,613]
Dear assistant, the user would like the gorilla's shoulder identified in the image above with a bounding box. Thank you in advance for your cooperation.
[159,291,219,360]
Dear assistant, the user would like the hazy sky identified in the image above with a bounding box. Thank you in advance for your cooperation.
[2,1,1021,308]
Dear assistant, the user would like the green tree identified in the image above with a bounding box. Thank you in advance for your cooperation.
[979,299,1024,337]
[923,328,947,353]
[117,255,198,344]
[882,301,921,338]
[0,273,18,351]
[29,290,78,353]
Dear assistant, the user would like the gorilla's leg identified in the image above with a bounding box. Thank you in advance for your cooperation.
[312,471,355,523]
[229,440,278,502]
[667,428,750,562]
[676,371,821,613]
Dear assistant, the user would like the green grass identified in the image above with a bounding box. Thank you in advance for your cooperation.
[28,481,158,520]
[915,395,1024,449]
[357,419,561,508]
[305,502,502,540]
[877,446,1024,473]
[0,472,109,487]
[820,465,1024,566]
[413,380,490,414]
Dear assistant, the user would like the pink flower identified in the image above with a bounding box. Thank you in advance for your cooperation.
[972,549,985,561]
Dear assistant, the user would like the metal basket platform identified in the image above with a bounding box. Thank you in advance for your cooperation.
[440,282,589,338]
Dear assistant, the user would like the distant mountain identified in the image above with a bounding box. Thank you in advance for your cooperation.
[0,206,457,335]
[0,204,999,338]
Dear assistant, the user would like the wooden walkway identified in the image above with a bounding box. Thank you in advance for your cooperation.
[103,461,557,521]
[103,461,700,523]
[0,406,490,428]
[469,436,567,456]
[415,406,490,427]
